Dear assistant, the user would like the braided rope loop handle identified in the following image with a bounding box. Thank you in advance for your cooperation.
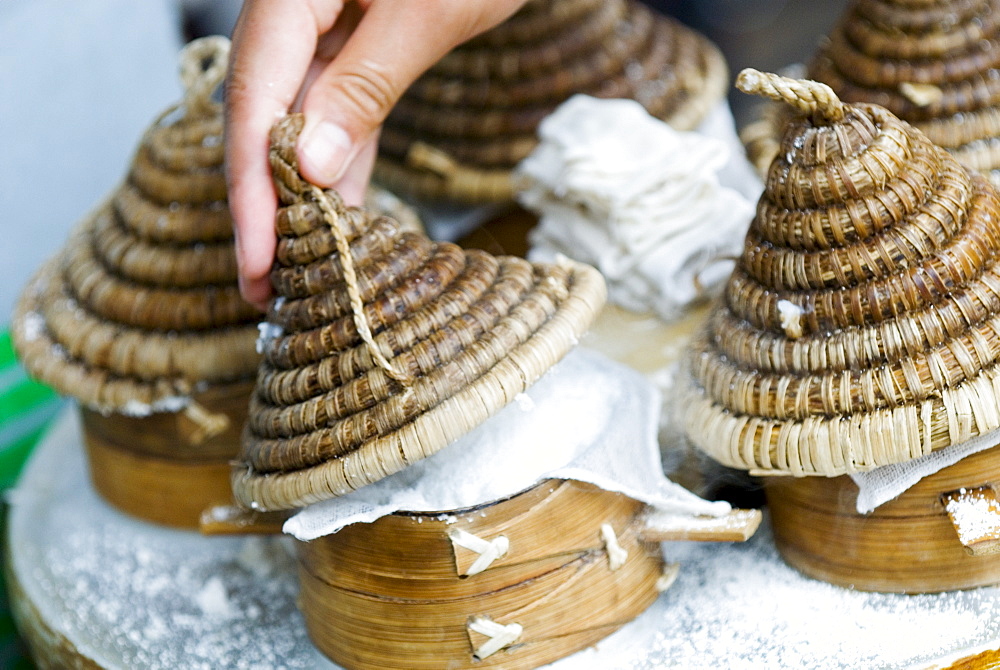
[309,185,414,385]
[736,68,846,123]
[179,35,230,119]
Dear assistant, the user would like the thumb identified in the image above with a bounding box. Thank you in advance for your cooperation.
[296,0,525,186]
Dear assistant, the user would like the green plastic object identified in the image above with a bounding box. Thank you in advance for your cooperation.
[0,331,62,491]
[1,328,58,669]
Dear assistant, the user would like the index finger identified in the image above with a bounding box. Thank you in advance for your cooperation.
[224,0,341,308]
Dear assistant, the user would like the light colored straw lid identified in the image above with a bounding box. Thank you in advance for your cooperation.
[231,114,606,511]
[373,0,728,204]
[11,36,260,416]
[748,0,1000,184]
[680,69,1000,477]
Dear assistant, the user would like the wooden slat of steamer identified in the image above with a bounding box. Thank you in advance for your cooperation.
[639,507,763,543]
[198,506,290,535]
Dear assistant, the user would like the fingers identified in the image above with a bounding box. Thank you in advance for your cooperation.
[226,0,528,308]
[225,0,341,308]
[336,132,380,208]
[296,0,527,186]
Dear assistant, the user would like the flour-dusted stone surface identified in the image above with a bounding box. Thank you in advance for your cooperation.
[10,408,1000,669]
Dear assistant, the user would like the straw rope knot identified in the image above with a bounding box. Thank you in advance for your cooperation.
[468,616,524,660]
[179,35,230,119]
[736,68,846,123]
[180,400,231,446]
[600,523,628,571]
[448,528,510,576]
[308,184,414,386]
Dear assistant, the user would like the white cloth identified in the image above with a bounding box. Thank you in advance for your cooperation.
[695,100,767,204]
[285,348,730,540]
[851,428,1000,513]
[518,95,760,323]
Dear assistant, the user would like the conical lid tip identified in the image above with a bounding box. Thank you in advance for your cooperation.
[736,68,846,124]
[177,35,230,120]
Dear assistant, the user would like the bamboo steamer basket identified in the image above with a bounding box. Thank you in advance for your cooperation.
[768,443,1000,594]
[79,380,253,527]
[223,114,761,668]
[373,0,728,205]
[745,0,1000,186]
[679,69,1000,592]
[296,480,664,670]
[212,480,758,669]
[10,37,261,528]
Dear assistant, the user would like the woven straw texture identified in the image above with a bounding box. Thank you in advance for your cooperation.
[747,0,1000,186]
[10,37,261,415]
[681,69,1000,477]
[373,0,728,205]
[232,114,606,511]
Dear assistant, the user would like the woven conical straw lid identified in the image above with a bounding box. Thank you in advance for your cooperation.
[680,69,1000,477]
[11,37,260,417]
[750,0,1000,184]
[374,0,727,205]
[231,114,606,511]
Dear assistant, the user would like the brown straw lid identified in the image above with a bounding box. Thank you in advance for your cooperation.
[231,114,606,511]
[749,0,1000,184]
[11,36,260,416]
[373,0,728,204]
[680,69,1000,477]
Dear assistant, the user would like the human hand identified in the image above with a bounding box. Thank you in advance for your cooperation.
[225,0,528,309]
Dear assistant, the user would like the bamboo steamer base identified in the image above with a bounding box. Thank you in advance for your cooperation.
[766,444,1000,594]
[83,434,234,528]
[296,480,663,670]
[299,556,660,670]
[14,408,1000,669]
[79,380,253,528]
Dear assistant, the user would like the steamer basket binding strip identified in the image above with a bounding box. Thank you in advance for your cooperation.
[10,35,261,418]
[232,114,606,511]
[680,69,1000,477]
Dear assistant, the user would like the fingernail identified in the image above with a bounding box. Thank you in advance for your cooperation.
[298,121,353,184]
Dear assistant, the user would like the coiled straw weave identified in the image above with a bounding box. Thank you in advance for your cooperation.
[681,69,1000,477]
[231,114,606,511]
[373,0,727,204]
[11,36,260,414]
[746,0,1000,186]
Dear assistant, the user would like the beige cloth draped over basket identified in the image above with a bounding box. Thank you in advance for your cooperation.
[681,69,1000,592]
[374,0,728,204]
[9,36,263,528]
[745,0,1000,187]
